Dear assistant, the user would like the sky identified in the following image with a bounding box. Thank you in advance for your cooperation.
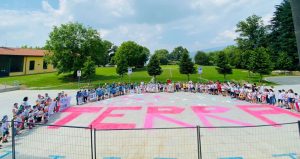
[0,0,283,52]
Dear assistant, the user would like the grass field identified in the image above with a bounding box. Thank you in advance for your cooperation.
[0,65,268,89]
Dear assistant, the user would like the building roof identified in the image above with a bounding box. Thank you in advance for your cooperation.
[0,47,46,57]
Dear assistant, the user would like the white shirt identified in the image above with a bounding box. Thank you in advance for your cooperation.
[295,95,299,102]
[278,92,283,100]
[288,93,294,98]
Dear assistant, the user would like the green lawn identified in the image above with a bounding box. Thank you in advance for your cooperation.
[0,65,269,90]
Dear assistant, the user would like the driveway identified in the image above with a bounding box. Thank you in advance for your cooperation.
[265,76,300,85]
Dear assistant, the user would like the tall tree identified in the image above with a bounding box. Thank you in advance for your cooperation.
[249,47,273,81]
[116,55,128,78]
[223,46,242,68]
[115,41,149,68]
[276,52,294,70]
[235,15,268,51]
[215,51,232,80]
[194,51,210,66]
[179,51,196,81]
[147,55,163,82]
[136,46,150,68]
[45,22,104,77]
[95,40,113,67]
[242,50,255,77]
[169,46,189,61]
[82,56,96,80]
[153,49,169,65]
[207,51,218,66]
[269,0,298,69]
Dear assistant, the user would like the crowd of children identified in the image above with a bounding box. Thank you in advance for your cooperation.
[1,81,299,149]
[76,81,300,112]
[0,91,71,149]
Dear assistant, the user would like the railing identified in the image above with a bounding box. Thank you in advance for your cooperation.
[2,121,300,159]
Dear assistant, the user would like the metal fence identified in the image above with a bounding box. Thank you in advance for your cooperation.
[3,121,300,159]
[94,127,198,159]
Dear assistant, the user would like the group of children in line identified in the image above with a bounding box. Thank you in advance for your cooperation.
[76,81,300,112]
[0,91,71,149]
[1,81,298,149]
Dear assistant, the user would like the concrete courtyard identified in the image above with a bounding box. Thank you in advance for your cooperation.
[0,86,300,158]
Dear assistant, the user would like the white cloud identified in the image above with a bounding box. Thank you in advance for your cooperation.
[98,23,165,51]
[211,28,238,45]
[262,13,273,25]
[105,0,135,17]
[0,0,282,51]
[98,29,111,38]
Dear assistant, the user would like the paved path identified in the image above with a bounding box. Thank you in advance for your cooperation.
[1,89,300,158]
[265,76,300,85]
[0,84,19,93]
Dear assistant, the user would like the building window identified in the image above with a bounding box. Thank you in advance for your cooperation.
[29,61,35,70]
[10,56,24,72]
[43,61,48,69]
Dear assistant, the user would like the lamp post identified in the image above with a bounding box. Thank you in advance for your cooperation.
[290,0,300,65]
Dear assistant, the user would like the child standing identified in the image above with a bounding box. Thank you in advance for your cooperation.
[28,110,35,129]
[1,116,9,143]
[277,90,283,107]
[288,89,295,110]
[295,93,299,112]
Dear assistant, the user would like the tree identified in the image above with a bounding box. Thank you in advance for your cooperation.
[228,48,244,69]
[276,52,293,71]
[215,51,232,79]
[45,22,105,77]
[194,51,210,65]
[223,46,242,68]
[207,51,218,66]
[269,0,298,69]
[136,46,150,68]
[82,56,96,80]
[169,46,189,61]
[94,40,111,67]
[108,45,118,65]
[249,47,273,81]
[235,15,268,50]
[242,50,255,77]
[116,55,128,78]
[147,55,163,82]
[115,41,149,68]
[179,51,196,81]
[153,49,169,65]
[21,45,44,49]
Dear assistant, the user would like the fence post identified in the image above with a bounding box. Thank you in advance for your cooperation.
[197,126,202,159]
[90,126,94,159]
[11,120,16,159]
[94,129,96,159]
[298,121,300,138]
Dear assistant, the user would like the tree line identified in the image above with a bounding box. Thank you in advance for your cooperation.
[44,22,198,81]
[44,0,298,81]
[194,0,299,79]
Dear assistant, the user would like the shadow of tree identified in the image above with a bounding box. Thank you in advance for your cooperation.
[133,67,147,72]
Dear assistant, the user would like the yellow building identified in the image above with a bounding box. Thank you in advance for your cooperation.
[0,47,55,77]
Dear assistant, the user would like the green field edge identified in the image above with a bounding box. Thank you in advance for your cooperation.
[0,65,281,90]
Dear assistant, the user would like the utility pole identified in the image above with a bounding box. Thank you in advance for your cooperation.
[290,0,300,65]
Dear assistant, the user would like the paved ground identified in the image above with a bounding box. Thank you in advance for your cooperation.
[265,76,300,85]
[0,88,300,159]
[0,84,19,93]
